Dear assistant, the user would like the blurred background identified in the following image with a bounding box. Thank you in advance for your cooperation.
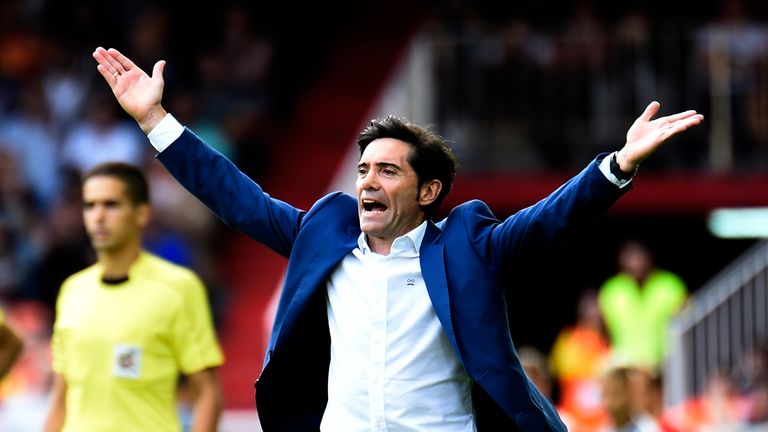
[0,0,766,430]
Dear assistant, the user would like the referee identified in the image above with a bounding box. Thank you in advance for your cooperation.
[44,162,224,432]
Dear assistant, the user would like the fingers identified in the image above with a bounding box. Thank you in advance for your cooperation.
[93,47,142,81]
[107,48,138,72]
[663,110,700,123]
[95,64,117,85]
[100,49,126,75]
[669,115,704,134]
[637,100,704,136]
[659,115,704,141]
[640,101,661,121]
[93,48,120,81]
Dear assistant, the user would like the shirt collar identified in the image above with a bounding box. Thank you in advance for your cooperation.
[358,220,428,256]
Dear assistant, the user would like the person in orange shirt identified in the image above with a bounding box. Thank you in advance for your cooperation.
[550,288,612,431]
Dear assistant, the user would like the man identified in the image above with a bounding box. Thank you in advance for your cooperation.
[43,162,224,432]
[599,239,687,371]
[92,46,703,431]
[549,288,612,431]
[600,367,648,432]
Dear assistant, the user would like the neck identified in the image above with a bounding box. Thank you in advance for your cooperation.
[98,242,141,279]
[368,237,393,256]
[366,219,427,256]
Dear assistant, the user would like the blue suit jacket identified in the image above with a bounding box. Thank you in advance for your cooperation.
[158,129,629,431]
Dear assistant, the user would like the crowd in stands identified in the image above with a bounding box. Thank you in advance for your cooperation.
[0,1,282,428]
[430,0,768,173]
[0,0,766,430]
[531,239,768,431]
[0,0,284,306]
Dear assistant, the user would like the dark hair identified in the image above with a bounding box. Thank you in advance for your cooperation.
[606,366,633,388]
[82,162,150,205]
[357,116,459,217]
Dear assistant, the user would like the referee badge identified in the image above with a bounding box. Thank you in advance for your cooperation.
[113,344,142,379]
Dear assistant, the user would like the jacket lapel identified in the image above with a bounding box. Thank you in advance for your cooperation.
[270,225,359,350]
[420,222,462,364]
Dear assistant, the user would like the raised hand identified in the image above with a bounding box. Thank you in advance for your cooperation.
[616,101,704,173]
[92,47,168,134]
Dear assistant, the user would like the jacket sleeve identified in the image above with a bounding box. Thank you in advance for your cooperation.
[157,128,302,258]
[489,153,629,266]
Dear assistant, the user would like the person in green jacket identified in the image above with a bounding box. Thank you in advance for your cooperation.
[599,239,687,371]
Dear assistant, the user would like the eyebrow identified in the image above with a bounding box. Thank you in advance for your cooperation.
[357,161,402,171]
[83,199,122,206]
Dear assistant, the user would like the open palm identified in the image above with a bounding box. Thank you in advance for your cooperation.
[618,101,704,171]
[93,47,167,133]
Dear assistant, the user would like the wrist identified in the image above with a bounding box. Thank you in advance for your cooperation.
[610,152,638,181]
[614,150,638,175]
[138,106,168,135]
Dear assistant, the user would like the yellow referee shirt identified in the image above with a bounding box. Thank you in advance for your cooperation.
[52,251,223,432]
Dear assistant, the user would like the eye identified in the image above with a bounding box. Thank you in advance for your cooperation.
[382,168,395,176]
[357,167,367,177]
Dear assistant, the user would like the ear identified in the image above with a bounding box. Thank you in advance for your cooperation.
[136,204,151,229]
[418,180,442,207]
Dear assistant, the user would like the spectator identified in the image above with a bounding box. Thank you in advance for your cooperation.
[692,0,768,171]
[599,239,687,371]
[519,345,554,400]
[600,366,650,432]
[0,301,51,432]
[60,92,146,174]
[642,372,684,432]
[0,82,61,210]
[549,287,612,431]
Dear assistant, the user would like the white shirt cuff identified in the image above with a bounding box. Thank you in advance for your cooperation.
[147,113,184,152]
[599,151,632,189]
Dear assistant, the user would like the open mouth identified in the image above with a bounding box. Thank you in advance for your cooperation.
[362,199,388,213]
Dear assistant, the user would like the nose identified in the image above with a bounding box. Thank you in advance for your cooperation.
[358,171,380,191]
[87,204,106,222]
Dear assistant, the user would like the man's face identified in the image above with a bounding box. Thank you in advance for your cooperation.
[619,242,652,280]
[82,176,147,254]
[356,138,429,249]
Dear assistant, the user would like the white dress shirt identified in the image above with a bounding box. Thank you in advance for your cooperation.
[321,221,476,431]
